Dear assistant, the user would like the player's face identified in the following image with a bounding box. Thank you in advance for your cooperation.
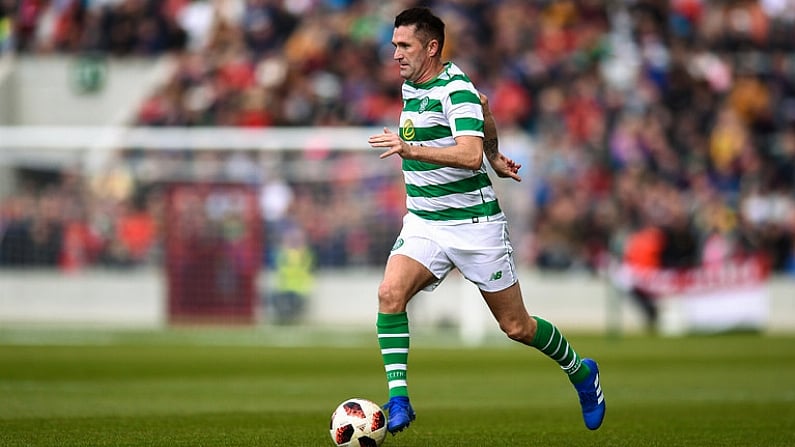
[392,25,434,83]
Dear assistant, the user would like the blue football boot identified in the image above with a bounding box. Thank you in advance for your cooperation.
[383,395,416,434]
[574,358,606,430]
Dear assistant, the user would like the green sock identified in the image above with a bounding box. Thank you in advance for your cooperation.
[377,312,410,398]
[530,316,591,384]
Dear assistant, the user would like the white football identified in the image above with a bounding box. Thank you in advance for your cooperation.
[329,398,388,447]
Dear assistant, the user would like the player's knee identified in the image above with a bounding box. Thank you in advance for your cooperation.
[500,320,533,344]
[377,281,409,313]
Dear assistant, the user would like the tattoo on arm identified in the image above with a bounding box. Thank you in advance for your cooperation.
[484,138,498,160]
[482,109,499,160]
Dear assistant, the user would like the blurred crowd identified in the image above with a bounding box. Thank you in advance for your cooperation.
[1,0,794,277]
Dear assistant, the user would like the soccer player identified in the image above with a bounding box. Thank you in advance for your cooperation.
[367,7,606,435]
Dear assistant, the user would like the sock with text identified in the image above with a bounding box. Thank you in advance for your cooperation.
[377,312,410,398]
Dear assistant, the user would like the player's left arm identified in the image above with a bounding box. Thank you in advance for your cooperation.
[480,93,522,182]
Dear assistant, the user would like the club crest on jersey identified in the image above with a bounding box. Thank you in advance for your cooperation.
[402,119,415,141]
[418,97,430,113]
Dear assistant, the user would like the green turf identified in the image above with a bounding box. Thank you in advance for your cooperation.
[1,328,794,446]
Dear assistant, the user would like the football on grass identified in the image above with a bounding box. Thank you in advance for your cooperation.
[329,398,387,446]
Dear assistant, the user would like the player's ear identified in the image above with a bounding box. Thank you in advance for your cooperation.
[427,39,439,57]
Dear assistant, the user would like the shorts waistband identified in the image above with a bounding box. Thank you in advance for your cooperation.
[410,212,506,225]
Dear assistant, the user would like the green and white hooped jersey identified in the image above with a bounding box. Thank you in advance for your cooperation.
[399,62,504,224]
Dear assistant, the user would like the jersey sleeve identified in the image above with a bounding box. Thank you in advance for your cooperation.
[444,83,484,139]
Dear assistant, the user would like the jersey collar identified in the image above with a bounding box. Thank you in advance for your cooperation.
[405,61,452,89]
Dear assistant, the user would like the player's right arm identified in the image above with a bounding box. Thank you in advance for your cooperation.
[368,129,484,171]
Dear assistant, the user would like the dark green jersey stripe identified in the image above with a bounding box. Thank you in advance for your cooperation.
[405,173,493,198]
[402,159,444,171]
[400,125,453,142]
[404,98,443,113]
[408,200,502,221]
[455,117,483,132]
[450,90,480,105]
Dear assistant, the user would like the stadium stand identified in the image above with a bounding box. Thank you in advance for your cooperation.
[0,0,793,281]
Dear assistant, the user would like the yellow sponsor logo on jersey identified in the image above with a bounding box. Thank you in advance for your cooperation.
[402,119,415,141]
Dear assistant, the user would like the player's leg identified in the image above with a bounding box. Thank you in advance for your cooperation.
[448,220,590,381]
[448,220,606,430]
[378,253,437,433]
[480,283,606,430]
[479,283,590,378]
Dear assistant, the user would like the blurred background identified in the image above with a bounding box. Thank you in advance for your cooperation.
[0,0,793,339]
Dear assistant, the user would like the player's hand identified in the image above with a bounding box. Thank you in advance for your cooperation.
[490,153,522,182]
[368,128,408,159]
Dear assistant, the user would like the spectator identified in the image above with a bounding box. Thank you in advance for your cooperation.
[267,226,314,324]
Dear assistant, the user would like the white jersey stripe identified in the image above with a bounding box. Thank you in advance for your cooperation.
[407,193,497,212]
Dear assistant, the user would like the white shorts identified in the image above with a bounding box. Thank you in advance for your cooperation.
[389,213,518,293]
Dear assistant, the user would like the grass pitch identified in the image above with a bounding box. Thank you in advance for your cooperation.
[1,327,794,446]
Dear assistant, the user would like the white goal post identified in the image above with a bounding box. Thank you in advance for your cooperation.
[0,126,385,151]
[0,126,388,181]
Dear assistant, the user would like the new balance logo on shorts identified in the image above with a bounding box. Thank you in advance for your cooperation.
[489,270,502,281]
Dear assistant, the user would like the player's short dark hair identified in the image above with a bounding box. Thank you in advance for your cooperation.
[394,7,445,53]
